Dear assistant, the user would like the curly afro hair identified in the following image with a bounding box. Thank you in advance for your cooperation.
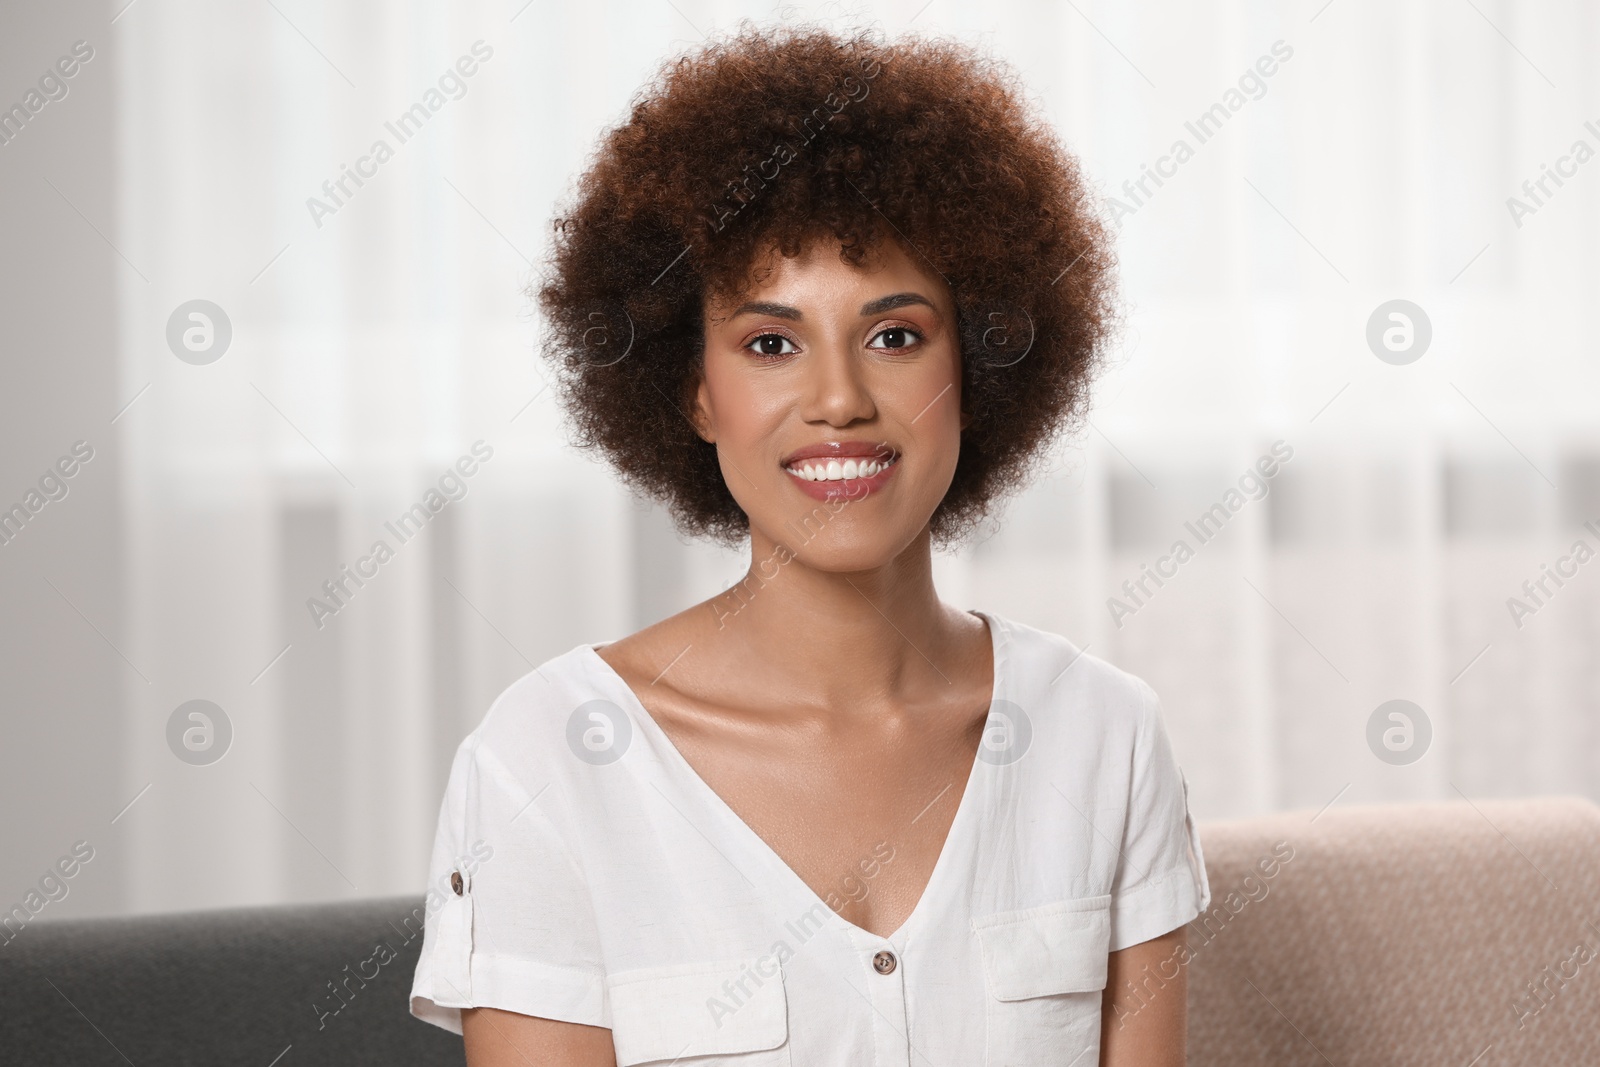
[535,22,1118,549]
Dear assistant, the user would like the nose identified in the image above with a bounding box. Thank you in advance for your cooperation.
[799,337,876,427]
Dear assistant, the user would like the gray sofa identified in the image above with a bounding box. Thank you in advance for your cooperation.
[1,896,463,1066]
[7,797,1599,1064]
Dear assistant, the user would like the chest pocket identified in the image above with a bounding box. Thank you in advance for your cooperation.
[606,958,791,1066]
[971,894,1109,1066]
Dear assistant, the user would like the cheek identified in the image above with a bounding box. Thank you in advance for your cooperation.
[698,359,800,495]
[701,357,782,440]
[890,346,964,463]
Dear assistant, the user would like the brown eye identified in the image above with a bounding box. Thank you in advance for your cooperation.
[868,326,920,350]
[747,333,798,357]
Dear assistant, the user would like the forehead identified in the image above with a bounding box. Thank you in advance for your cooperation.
[705,234,951,315]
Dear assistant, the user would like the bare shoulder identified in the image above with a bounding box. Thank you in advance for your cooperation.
[588,599,774,751]
[590,602,718,700]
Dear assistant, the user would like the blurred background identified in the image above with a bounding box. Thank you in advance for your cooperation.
[3,0,1597,922]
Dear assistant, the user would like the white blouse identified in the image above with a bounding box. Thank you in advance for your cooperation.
[410,609,1211,1065]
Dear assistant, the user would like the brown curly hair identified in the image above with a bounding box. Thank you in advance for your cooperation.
[535,22,1117,548]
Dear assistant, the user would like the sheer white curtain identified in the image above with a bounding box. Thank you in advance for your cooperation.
[114,0,1600,915]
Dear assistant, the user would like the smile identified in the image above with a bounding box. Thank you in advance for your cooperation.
[781,454,899,501]
[785,456,896,481]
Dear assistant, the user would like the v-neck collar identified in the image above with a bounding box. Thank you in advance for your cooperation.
[579,608,1009,947]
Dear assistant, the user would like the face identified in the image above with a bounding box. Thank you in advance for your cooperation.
[692,236,967,570]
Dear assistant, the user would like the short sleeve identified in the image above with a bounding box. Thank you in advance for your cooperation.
[409,733,607,1034]
[1106,678,1212,952]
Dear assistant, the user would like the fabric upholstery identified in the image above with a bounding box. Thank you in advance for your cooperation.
[0,895,464,1066]
[1187,796,1600,1065]
[5,797,1597,1064]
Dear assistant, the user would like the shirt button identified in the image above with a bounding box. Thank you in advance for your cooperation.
[873,950,897,975]
[450,870,464,895]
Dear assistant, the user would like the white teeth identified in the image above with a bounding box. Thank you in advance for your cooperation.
[785,456,897,481]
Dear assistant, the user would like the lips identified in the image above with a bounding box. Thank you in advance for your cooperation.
[779,440,900,502]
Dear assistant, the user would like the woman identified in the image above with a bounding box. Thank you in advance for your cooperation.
[411,23,1210,1066]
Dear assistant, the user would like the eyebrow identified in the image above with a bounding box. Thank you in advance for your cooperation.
[727,291,937,321]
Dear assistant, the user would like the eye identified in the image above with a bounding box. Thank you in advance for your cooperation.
[867,326,921,351]
[746,332,799,358]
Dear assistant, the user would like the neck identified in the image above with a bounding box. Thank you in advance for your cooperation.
[702,523,970,712]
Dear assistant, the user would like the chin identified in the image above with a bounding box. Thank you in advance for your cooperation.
[790,541,902,574]
[757,512,930,573]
